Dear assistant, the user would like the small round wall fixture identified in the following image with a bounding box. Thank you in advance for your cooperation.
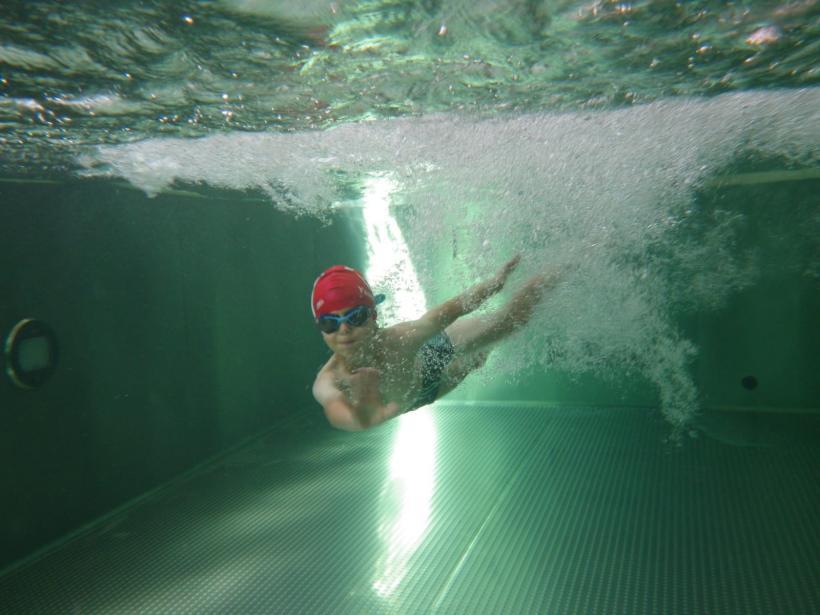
[741,375,758,391]
[4,318,59,390]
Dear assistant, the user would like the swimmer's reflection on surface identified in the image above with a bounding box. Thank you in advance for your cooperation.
[311,255,559,431]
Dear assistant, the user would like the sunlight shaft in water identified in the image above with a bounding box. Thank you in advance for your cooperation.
[362,175,438,600]
[361,174,426,324]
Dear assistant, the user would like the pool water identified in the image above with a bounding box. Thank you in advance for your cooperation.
[1,1,818,613]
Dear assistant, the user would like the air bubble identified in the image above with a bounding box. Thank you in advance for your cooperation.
[79,89,819,426]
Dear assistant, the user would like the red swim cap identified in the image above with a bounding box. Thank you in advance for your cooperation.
[311,266,377,320]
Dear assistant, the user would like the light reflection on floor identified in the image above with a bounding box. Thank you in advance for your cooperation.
[360,175,438,600]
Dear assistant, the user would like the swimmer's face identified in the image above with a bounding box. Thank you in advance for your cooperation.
[319,306,377,356]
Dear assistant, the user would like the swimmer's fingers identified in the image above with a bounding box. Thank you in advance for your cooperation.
[490,255,521,293]
[529,266,563,290]
[501,255,521,278]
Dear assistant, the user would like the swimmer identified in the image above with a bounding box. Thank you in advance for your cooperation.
[311,256,557,431]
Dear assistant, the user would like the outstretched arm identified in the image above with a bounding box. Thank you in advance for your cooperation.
[313,369,401,431]
[393,255,521,345]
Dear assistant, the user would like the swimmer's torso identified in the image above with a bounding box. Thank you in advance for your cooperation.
[319,327,426,413]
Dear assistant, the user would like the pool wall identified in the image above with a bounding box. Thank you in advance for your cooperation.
[1,176,816,573]
[0,180,363,570]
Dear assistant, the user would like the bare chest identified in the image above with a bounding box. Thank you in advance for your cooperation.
[377,355,422,406]
[330,350,423,410]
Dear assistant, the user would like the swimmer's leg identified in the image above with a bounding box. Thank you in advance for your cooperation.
[433,272,558,401]
[437,351,489,397]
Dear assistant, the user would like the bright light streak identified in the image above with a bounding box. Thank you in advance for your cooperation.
[372,413,437,599]
[361,174,438,599]
[361,175,425,324]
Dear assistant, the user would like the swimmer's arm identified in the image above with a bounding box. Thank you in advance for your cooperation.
[393,255,521,343]
[312,371,401,431]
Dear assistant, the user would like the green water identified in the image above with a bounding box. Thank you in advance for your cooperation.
[1,1,818,427]
[0,3,818,609]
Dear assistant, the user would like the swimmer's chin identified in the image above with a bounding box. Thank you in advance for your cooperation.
[335,340,360,354]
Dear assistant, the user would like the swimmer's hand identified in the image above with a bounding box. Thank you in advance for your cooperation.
[458,254,521,313]
[489,254,521,293]
[347,368,401,428]
[528,265,563,290]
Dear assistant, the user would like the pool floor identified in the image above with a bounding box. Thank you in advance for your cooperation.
[1,404,818,614]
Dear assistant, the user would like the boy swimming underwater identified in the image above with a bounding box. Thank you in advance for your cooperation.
[311,256,556,431]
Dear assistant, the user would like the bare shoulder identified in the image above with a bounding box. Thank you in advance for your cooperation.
[312,357,340,400]
[312,358,365,431]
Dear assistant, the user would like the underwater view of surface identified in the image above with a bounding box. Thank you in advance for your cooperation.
[2,0,819,427]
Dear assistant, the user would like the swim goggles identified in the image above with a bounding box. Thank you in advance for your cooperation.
[316,305,372,334]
